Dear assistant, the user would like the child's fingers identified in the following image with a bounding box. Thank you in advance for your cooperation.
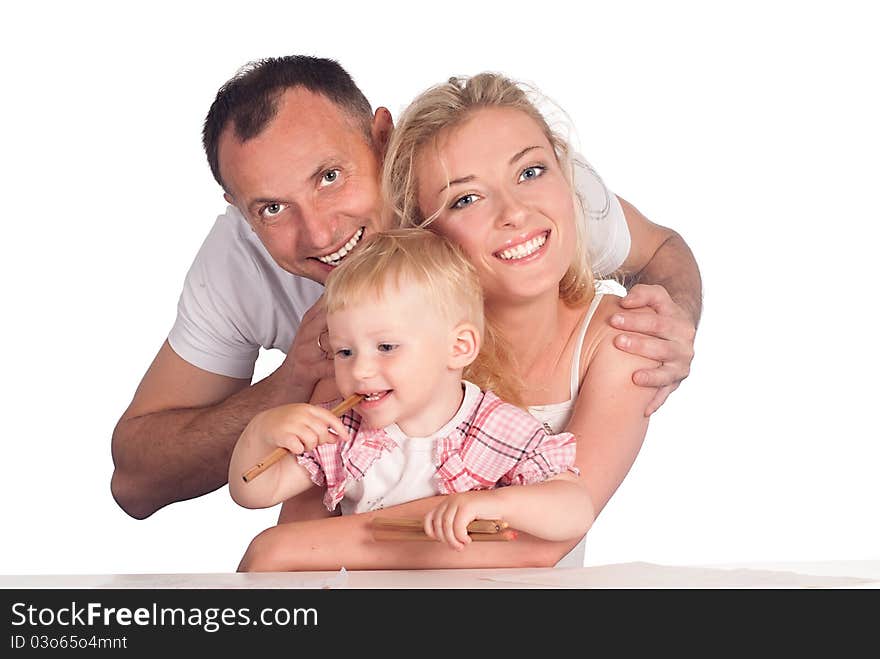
[429,509,446,546]
[282,427,319,453]
[423,510,437,539]
[311,408,350,442]
[441,508,465,551]
[429,507,451,547]
[452,511,473,547]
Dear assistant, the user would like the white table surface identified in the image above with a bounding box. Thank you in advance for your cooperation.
[2,560,877,589]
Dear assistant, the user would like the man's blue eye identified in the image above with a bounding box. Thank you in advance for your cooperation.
[261,203,285,218]
[320,169,341,187]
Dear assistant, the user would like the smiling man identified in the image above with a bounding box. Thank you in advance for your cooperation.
[111,56,701,520]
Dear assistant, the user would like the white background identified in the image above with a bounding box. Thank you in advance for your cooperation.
[1,1,877,576]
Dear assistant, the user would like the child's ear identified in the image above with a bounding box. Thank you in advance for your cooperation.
[449,322,481,369]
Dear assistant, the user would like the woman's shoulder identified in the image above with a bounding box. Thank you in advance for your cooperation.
[578,293,660,377]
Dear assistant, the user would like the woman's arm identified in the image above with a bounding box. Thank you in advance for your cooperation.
[422,473,593,550]
[564,299,659,518]
[239,493,569,572]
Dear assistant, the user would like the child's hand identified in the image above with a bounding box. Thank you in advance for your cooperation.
[423,491,501,551]
[245,403,349,455]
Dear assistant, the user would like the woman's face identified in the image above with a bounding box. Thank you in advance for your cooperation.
[414,107,577,306]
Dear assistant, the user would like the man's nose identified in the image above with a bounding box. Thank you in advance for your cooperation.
[299,204,336,248]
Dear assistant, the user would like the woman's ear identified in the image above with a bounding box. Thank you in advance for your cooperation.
[448,322,481,369]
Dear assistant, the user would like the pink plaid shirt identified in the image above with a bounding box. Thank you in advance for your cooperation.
[297,387,577,511]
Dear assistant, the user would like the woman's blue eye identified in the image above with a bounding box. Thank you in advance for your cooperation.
[377,343,397,353]
[519,165,546,182]
[451,194,478,210]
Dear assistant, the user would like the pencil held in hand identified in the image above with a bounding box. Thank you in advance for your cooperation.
[372,529,517,542]
[370,517,516,542]
[241,393,364,483]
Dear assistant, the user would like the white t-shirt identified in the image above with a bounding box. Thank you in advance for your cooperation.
[167,158,630,379]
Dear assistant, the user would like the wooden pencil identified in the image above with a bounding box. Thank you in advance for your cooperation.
[241,393,364,483]
[371,517,509,534]
[372,529,517,542]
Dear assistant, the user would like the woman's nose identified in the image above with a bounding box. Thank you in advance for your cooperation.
[495,190,529,229]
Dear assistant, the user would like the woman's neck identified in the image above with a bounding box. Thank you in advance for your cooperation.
[487,291,567,380]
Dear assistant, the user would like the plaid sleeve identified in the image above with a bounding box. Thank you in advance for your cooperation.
[295,406,362,511]
[435,391,578,494]
[475,397,577,486]
[499,428,578,486]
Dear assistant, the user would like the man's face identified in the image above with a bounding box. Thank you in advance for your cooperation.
[218,87,390,284]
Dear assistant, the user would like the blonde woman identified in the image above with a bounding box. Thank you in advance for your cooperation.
[239,74,664,571]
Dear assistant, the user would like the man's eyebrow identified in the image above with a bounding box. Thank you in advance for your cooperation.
[309,160,335,181]
[437,146,545,195]
[248,197,286,210]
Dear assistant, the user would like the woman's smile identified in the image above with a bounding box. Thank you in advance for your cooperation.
[493,229,551,263]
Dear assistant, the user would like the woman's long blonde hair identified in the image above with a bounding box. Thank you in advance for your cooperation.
[382,72,595,307]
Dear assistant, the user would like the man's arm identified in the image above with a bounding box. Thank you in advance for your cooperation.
[617,196,702,325]
[610,195,702,414]
[112,298,334,519]
[111,342,303,518]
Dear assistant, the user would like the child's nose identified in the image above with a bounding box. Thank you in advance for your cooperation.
[352,354,376,380]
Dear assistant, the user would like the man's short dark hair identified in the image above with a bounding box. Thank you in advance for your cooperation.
[202,55,374,190]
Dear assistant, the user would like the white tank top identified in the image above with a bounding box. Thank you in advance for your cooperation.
[527,289,606,433]
[526,281,619,567]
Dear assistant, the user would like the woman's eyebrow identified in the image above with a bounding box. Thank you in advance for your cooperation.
[438,146,545,195]
[440,175,474,195]
[510,145,542,164]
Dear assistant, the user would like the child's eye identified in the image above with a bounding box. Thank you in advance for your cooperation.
[519,165,546,182]
[335,348,353,359]
[377,343,398,353]
[451,193,479,210]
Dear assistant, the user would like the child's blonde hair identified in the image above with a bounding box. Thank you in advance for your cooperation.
[324,228,524,407]
[382,72,595,307]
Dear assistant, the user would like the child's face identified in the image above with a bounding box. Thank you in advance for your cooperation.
[414,107,577,306]
[327,278,466,436]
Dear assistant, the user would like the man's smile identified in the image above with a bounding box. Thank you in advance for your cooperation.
[315,227,365,266]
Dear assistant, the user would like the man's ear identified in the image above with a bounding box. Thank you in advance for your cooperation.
[371,107,394,160]
[449,322,481,370]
